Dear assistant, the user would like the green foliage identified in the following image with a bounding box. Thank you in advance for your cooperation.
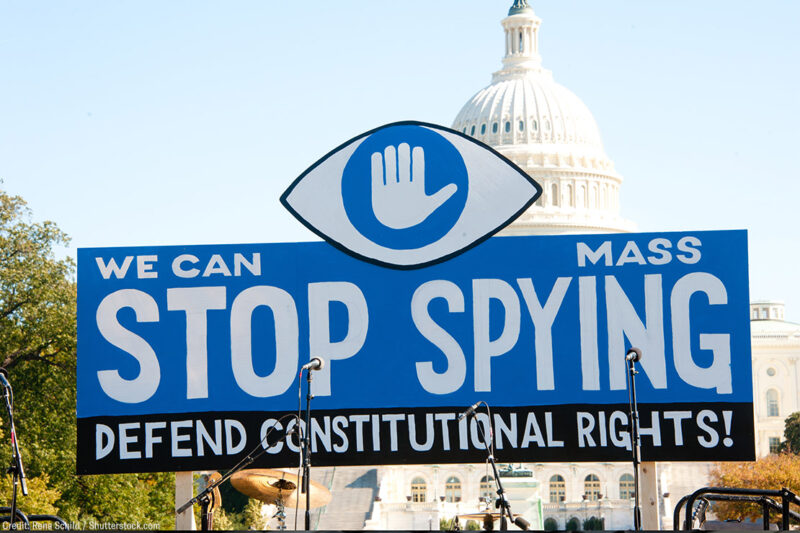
[241,498,268,529]
[0,473,60,515]
[780,411,800,453]
[440,517,479,531]
[210,508,236,531]
[709,453,800,523]
[0,189,174,528]
[582,515,604,530]
[543,517,558,531]
[565,516,580,531]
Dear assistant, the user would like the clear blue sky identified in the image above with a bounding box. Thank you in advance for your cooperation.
[1,1,798,320]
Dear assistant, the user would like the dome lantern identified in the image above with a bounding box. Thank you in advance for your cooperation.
[501,1,543,73]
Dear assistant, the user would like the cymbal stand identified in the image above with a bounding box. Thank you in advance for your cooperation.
[272,496,287,531]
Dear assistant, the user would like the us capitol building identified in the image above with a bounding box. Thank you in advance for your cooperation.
[299,1,800,530]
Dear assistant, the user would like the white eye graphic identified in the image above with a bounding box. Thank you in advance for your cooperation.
[281,121,541,269]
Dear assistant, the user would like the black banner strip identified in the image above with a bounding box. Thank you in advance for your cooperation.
[77,402,754,475]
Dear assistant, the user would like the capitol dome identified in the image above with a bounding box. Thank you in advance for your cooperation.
[453,0,634,234]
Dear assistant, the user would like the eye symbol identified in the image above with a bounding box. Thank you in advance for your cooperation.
[281,121,541,269]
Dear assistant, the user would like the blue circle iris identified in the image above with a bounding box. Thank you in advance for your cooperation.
[341,125,468,250]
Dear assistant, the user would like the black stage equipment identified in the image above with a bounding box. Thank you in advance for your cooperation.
[462,401,530,531]
[625,347,643,531]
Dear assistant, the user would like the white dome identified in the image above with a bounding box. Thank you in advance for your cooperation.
[453,74,606,156]
[452,2,634,235]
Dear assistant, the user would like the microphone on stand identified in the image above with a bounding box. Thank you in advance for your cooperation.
[458,401,481,421]
[626,347,642,363]
[301,357,325,372]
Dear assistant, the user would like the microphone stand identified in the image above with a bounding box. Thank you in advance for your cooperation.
[625,349,642,531]
[302,369,313,530]
[1,377,28,530]
[468,404,528,531]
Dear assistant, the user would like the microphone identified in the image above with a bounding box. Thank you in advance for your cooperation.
[458,401,481,421]
[626,347,642,363]
[513,516,531,530]
[0,368,10,389]
[301,358,325,371]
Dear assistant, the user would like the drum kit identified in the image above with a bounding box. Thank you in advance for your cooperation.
[202,468,332,530]
[210,468,520,531]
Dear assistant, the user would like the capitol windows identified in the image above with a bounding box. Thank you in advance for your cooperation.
[584,474,601,501]
[549,475,565,503]
[470,125,476,136]
[445,476,461,502]
[619,473,635,499]
[480,475,494,504]
[505,121,511,133]
[519,120,524,132]
[532,120,538,132]
[566,184,574,207]
[410,476,427,503]
[769,437,781,454]
[767,389,780,417]
[551,183,559,207]
[767,367,776,377]
[481,124,486,135]
[492,122,498,133]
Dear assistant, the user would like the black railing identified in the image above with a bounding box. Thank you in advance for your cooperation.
[673,486,800,530]
[0,507,68,530]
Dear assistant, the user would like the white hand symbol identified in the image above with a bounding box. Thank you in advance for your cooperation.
[370,143,458,229]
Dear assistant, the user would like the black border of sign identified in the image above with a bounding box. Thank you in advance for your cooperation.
[279,120,543,270]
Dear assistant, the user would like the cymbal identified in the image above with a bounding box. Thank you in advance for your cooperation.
[458,511,513,522]
[230,468,331,509]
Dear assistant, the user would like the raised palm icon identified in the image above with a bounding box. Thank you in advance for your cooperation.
[370,143,458,229]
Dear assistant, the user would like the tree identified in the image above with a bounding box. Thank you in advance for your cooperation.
[708,453,800,523]
[583,516,604,530]
[780,411,800,453]
[0,189,174,528]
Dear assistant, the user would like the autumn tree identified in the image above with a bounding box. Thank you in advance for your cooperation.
[0,189,173,527]
[708,453,800,523]
[780,411,800,453]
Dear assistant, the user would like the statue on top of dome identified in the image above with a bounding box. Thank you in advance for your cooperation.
[508,0,534,16]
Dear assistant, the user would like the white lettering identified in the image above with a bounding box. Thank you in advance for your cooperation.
[96,289,161,403]
[412,280,466,395]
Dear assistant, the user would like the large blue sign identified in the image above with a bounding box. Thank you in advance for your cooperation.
[77,230,753,474]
